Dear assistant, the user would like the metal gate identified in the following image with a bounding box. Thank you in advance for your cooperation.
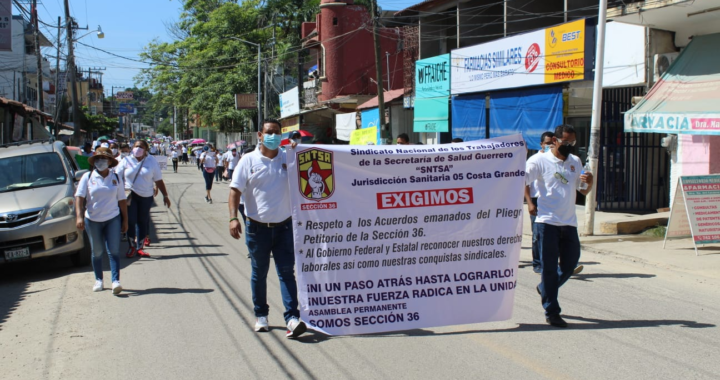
[596,87,670,213]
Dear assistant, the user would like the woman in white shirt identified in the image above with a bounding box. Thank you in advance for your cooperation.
[74,147,128,295]
[116,140,171,258]
[199,144,217,203]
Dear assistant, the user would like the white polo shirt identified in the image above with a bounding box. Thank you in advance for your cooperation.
[226,151,241,170]
[182,146,187,154]
[172,151,179,159]
[201,151,217,168]
[526,152,583,227]
[528,150,548,198]
[116,155,163,198]
[230,149,291,223]
[75,170,126,222]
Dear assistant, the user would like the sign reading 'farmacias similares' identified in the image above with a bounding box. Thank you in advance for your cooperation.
[287,135,527,335]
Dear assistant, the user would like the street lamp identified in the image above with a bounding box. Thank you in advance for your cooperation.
[226,36,262,132]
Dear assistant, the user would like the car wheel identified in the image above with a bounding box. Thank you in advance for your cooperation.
[72,231,92,267]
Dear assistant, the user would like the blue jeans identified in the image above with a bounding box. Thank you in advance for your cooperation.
[530,198,541,271]
[245,218,299,322]
[85,215,122,282]
[536,223,581,317]
[127,192,153,248]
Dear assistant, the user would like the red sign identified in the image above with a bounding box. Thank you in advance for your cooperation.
[376,187,474,209]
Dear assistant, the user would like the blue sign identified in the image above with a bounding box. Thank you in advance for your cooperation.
[360,107,382,145]
[415,54,451,99]
[119,103,134,114]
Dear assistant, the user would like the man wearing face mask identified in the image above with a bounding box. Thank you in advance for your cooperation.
[223,147,241,181]
[525,124,593,328]
[228,119,307,339]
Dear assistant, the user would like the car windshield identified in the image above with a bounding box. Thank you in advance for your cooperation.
[0,152,67,193]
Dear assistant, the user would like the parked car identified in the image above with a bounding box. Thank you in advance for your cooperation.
[0,139,91,266]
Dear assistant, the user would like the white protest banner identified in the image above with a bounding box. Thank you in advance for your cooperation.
[156,156,168,171]
[665,175,720,255]
[287,134,526,335]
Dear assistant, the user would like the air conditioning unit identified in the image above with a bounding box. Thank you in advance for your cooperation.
[653,52,679,82]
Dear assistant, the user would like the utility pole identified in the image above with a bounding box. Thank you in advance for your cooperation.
[173,106,177,141]
[371,0,386,143]
[32,0,44,111]
[53,16,61,138]
[582,0,608,236]
[64,0,82,144]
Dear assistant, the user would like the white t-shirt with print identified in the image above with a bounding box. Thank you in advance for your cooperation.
[74,170,126,222]
[525,152,583,227]
[230,149,290,223]
[116,155,163,198]
[201,151,217,168]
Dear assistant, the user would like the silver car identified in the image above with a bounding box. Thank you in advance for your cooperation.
[0,140,91,266]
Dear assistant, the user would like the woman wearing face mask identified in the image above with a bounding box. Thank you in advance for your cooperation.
[119,143,131,158]
[116,140,171,258]
[109,142,120,159]
[75,147,128,295]
[200,144,217,203]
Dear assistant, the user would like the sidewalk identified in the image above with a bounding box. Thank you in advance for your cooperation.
[522,205,720,280]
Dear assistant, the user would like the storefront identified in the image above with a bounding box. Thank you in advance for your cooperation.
[450,19,594,150]
[624,32,720,206]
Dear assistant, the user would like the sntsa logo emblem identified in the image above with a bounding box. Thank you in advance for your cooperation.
[297,148,335,202]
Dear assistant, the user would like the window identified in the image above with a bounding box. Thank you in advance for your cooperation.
[0,153,67,192]
[333,17,338,26]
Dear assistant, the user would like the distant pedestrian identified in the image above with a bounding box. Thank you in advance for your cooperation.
[228,119,307,338]
[396,133,410,145]
[116,140,171,258]
[171,148,179,173]
[182,145,189,164]
[224,147,241,181]
[215,149,225,182]
[74,147,128,295]
[525,124,593,328]
[200,145,217,203]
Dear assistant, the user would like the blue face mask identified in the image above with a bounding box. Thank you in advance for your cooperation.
[542,145,551,153]
[262,133,281,150]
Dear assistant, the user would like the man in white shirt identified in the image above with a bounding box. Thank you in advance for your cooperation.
[525,124,593,328]
[228,119,306,339]
[223,147,241,181]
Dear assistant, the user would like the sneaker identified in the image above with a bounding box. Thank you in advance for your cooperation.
[255,316,269,332]
[205,196,209,203]
[125,246,136,258]
[286,317,307,338]
[93,280,103,292]
[545,314,568,328]
[112,281,123,295]
[208,198,213,204]
[137,249,151,258]
[573,265,584,276]
[144,237,151,247]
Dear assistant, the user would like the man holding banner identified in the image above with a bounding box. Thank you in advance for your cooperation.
[525,125,593,328]
[228,119,307,339]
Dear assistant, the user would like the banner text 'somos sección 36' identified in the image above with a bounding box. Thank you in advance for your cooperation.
[287,135,527,335]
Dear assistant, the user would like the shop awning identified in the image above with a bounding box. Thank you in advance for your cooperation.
[624,33,720,135]
[357,89,405,111]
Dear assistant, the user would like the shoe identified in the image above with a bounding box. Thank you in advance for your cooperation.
[208,198,213,204]
[125,246,136,258]
[144,237,151,247]
[533,267,542,274]
[573,265,584,275]
[137,249,151,258]
[205,196,209,203]
[112,281,123,295]
[286,317,307,338]
[255,316,269,332]
[93,280,103,292]
[546,315,568,328]
[121,233,128,242]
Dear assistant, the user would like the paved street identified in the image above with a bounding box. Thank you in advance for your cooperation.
[1,163,719,380]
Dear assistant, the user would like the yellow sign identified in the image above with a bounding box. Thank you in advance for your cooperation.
[544,19,585,84]
[282,124,300,134]
[350,127,378,145]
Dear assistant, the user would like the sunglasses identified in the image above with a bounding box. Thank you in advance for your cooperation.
[554,172,569,184]
[557,139,576,147]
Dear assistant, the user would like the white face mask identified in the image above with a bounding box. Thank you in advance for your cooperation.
[94,159,109,171]
[121,152,129,157]
[111,148,119,156]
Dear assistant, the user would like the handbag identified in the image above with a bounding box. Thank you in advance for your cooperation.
[204,167,215,174]
[124,157,146,206]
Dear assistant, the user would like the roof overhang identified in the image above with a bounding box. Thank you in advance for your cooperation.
[608,0,720,47]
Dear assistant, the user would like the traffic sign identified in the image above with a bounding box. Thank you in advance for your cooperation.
[119,103,135,113]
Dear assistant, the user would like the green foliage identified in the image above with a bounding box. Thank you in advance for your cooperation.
[135,0,321,132]
[81,106,119,135]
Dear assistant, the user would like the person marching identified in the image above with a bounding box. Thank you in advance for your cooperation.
[171,148,179,173]
[116,140,171,258]
[228,119,307,338]
[224,147,241,182]
[528,131,555,274]
[525,124,593,328]
[215,149,225,183]
[74,147,128,295]
[182,144,189,165]
[200,145,217,203]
